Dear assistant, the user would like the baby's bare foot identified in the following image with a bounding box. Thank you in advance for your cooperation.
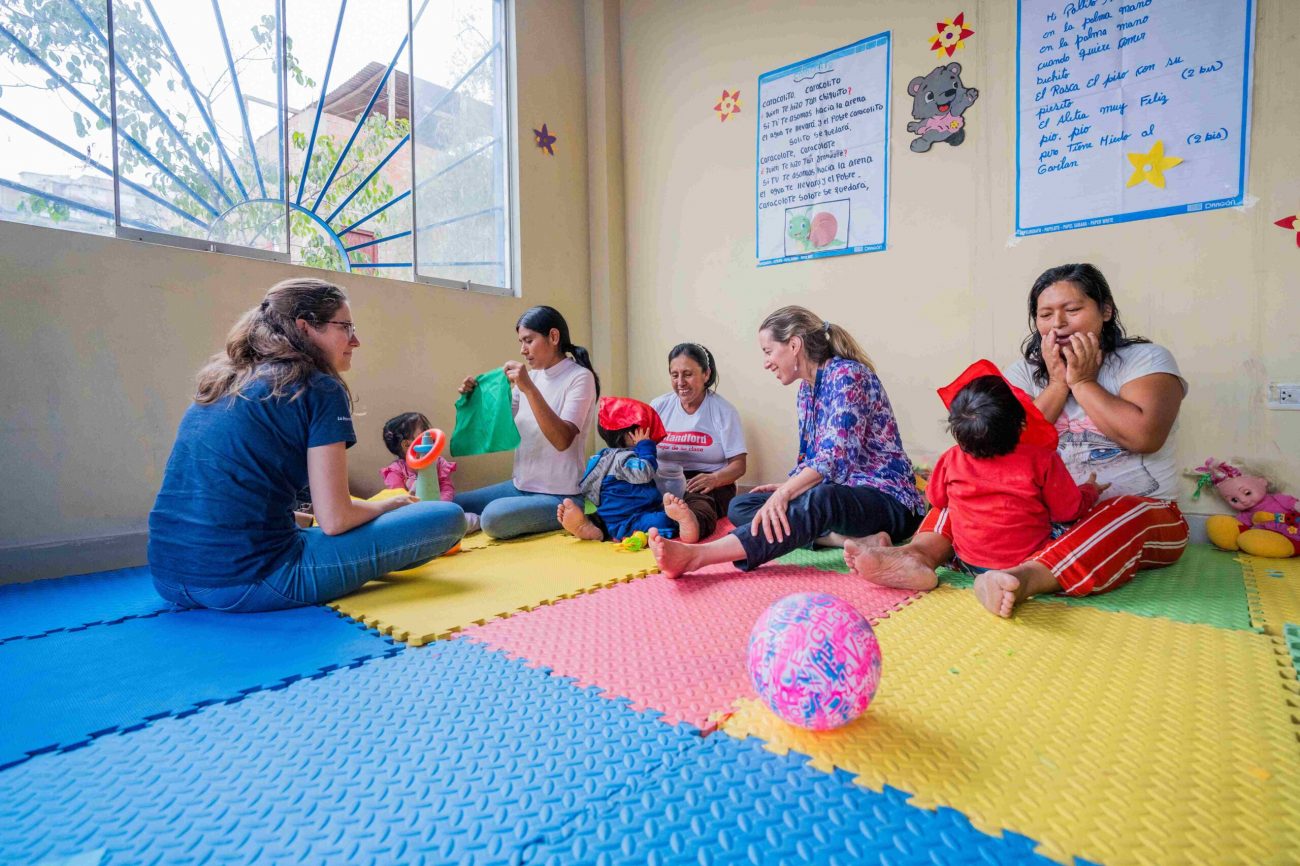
[558,498,603,541]
[648,527,699,578]
[662,493,700,543]
[973,570,1020,618]
[844,538,938,591]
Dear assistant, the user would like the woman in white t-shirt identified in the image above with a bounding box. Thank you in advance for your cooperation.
[848,263,1190,617]
[454,306,599,539]
[650,343,748,538]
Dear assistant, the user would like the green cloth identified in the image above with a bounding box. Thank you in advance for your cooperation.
[450,368,520,457]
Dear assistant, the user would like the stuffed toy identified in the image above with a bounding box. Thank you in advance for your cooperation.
[1191,458,1298,558]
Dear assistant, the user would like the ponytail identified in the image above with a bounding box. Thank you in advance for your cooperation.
[516,304,602,396]
[759,305,874,371]
[567,344,602,397]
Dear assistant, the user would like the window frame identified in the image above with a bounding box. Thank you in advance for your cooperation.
[1,0,519,296]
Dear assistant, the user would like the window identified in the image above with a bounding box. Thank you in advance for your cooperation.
[0,0,515,295]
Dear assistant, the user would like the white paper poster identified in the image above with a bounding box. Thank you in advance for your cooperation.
[756,33,890,265]
[1015,0,1254,236]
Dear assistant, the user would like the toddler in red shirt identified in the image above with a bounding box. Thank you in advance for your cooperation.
[930,368,1105,577]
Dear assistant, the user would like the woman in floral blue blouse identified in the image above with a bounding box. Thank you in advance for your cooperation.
[648,305,924,578]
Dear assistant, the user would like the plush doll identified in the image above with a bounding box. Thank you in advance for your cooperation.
[1191,459,1299,558]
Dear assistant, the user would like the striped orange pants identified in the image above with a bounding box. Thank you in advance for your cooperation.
[918,495,1189,596]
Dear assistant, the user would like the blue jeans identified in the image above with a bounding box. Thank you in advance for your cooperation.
[154,501,466,612]
[454,481,586,540]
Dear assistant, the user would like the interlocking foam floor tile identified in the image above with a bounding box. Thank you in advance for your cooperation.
[780,543,1254,630]
[940,544,1254,630]
[1240,554,1300,636]
[0,606,398,769]
[1286,624,1300,681]
[0,638,1064,866]
[463,561,917,729]
[0,566,169,644]
[329,530,657,645]
[719,586,1300,866]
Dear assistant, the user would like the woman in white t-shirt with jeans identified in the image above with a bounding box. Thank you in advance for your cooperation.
[454,306,599,539]
[849,263,1189,617]
[650,343,748,538]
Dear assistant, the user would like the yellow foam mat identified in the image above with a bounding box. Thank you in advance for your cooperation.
[329,531,656,646]
[1240,555,1300,636]
[718,586,1300,866]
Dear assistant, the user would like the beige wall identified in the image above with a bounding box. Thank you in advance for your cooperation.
[0,0,594,578]
[619,0,1299,511]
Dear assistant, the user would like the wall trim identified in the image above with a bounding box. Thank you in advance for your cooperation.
[0,532,148,586]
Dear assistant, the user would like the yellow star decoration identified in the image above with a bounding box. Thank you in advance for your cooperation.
[1125,140,1183,188]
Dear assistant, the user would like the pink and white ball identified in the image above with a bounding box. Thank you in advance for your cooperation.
[747,592,881,730]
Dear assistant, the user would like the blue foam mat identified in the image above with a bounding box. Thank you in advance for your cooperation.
[0,638,1065,866]
[0,606,398,769]
[0,566,169,644]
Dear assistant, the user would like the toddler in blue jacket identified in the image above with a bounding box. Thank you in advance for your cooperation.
[557,397,700,544]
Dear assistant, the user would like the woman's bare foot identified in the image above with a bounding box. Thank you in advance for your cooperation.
[647,527,703,578]
[557,498,603,541]
[973,570,1020,618]
[844,537,939,591]
[662,493,700,543]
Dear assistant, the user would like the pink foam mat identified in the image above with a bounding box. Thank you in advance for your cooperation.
[461,560,919,730]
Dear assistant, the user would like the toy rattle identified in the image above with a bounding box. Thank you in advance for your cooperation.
[404,428,448,505]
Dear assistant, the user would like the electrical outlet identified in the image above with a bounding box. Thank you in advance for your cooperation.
[1266,383,1300,410]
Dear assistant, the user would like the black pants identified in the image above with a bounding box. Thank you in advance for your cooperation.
[726,483,922,571]
[683,471,737,538]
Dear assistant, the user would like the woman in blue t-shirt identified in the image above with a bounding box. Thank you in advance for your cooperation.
[148,278,465,612]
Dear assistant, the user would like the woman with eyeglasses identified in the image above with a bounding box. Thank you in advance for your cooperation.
[148,278,465,612]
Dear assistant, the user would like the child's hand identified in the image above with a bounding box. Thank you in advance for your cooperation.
[458,376,477,395]
[628,426,650,445]
[1083,472,1111,494]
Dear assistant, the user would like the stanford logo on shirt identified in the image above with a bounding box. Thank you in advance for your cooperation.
[663,431,713,448]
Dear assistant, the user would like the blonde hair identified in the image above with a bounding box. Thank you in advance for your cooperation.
[758,305,874,371]
[194,277,352,405]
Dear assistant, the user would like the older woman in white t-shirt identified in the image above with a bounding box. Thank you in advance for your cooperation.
[650,343,747,538]
[849,263,1190,617]
[454,306,599,539]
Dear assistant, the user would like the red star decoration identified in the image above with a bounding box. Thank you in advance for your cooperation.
[1276,213,1300,248]
[533,123,557,156]
[714,89,741,122]
[930,12,975,57]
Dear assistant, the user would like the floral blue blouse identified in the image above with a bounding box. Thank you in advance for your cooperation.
[794,357,925,515]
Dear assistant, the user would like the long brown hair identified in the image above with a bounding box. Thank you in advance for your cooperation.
[759,305,874,371]
[195,277,352,404]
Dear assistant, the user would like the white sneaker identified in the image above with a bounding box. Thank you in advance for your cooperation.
[463,512,482,535]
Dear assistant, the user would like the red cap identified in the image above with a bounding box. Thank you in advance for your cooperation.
[597,397,667,443]
[936,359,1058,450]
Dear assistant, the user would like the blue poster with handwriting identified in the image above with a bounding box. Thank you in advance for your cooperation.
[1015,0,1254,236]
[756,33,890,265]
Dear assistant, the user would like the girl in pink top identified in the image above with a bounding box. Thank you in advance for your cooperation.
[380,412,457,501]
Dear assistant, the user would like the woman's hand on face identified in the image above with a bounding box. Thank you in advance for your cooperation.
[503,360,533,391]
[750,488,792,543]
[1043,330,1068,388]
[458,376,477,395]
[685,472,717,494]
[1061,331,1103,388]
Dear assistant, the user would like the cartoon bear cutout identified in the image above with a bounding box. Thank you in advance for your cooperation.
[906,62,978,153]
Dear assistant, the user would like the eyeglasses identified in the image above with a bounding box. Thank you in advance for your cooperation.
[323,320,357,339]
